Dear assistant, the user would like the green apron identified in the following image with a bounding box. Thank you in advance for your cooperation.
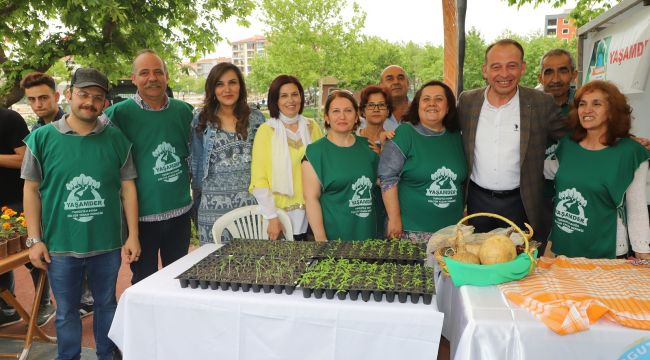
[551,136,650,258]
[305,135,378,240]
[391,124,467,233]
[543,102,571,198]
[23,125,131,254]
[105,99,193,216]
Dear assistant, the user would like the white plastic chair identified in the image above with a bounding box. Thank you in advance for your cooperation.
[211,205,294,244]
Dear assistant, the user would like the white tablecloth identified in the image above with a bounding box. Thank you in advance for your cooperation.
[109,244,444,360]
[435,272,650,360]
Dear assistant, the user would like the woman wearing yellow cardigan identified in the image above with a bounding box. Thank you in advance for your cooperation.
[249,75,323,240]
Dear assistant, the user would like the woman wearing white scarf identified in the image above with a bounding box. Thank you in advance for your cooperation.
[249,75,323,240]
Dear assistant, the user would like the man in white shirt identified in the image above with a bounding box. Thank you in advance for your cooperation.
[458,39,565,241]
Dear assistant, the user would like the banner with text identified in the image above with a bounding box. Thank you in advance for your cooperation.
[585,6,650,94]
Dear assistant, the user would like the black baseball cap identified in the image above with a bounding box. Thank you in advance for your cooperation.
[71,68,109,92]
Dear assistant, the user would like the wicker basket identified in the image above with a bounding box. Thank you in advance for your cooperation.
[434,212,537,286]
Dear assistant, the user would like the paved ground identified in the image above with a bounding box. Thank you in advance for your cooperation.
[0,256,134,359]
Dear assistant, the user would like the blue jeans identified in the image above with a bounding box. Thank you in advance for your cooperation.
[48,250,121,360]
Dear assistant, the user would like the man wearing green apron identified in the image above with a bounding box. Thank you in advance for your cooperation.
[22,68,140,360]
[104,49,193,284]
[538,48,578,252]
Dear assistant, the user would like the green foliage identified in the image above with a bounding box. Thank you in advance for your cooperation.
[399,42,444,94]
[175,74,205,94]
[343,36,404,91]
[47,59,75,80]
[0,0,254,107]
[569,0,614,27]
[247,0,367,93]
[504,0,619,27]
[462,28,488,91]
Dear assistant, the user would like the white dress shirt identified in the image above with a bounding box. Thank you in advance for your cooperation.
[470,88,521,191]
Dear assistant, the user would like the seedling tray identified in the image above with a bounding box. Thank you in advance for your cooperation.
[176,252,306,295]
[315,240,427,265]
[298,258,434,304]
[215,239,323,259]
[178,241,433,305]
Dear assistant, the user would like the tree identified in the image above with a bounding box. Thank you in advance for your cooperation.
[462,28,488,91]
[0,0,254,108]
[344,36,404,91]
[404,43,444,92]
[504,0,618,27]
[247,0,366,95]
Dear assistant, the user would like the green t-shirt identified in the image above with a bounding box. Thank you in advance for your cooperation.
[391,124,467,233]
[23,125,131,255]
[305,135,378,241]
[551,136,650,259]
[105,99,193,216]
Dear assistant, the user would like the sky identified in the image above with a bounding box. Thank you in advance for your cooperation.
[207,0,577,58]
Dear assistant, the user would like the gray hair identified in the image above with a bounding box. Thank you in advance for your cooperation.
[540,48,576,72]
[131,49,168,75]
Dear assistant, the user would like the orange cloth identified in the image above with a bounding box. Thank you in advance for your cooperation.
[498,256,650,335]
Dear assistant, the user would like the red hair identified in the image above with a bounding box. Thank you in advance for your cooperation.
[569,80,632,146]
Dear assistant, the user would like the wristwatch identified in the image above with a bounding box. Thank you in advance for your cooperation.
[25,237,42,248]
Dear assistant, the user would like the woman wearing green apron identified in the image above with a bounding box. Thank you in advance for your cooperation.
[358,85,394,239]
[378,80,467,243]
[545,80,650,259]
[302,90,378,241]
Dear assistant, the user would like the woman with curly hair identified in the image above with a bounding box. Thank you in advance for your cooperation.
[545,80,650,259]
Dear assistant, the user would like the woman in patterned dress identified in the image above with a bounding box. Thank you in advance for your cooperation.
[191,63,265,244]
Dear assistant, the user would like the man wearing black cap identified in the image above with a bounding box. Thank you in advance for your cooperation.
[22,68,141,360]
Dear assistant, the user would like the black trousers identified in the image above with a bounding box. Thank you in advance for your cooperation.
[130,211,191,284]
[466,181,529,233]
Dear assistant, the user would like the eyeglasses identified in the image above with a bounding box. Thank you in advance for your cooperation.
[73,90,106,102]
[365,102,387,110]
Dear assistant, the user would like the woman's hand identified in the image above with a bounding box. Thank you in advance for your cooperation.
[634,251,650,260]
[543,242,556,258]
[122,235,141,264]
[267,217,283,240]
[386,216,403,240]
[368,138,380,154]
[379,130,395,145]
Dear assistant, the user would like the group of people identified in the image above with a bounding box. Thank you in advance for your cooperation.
[2,50,192,360]
[0,38,648,359]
